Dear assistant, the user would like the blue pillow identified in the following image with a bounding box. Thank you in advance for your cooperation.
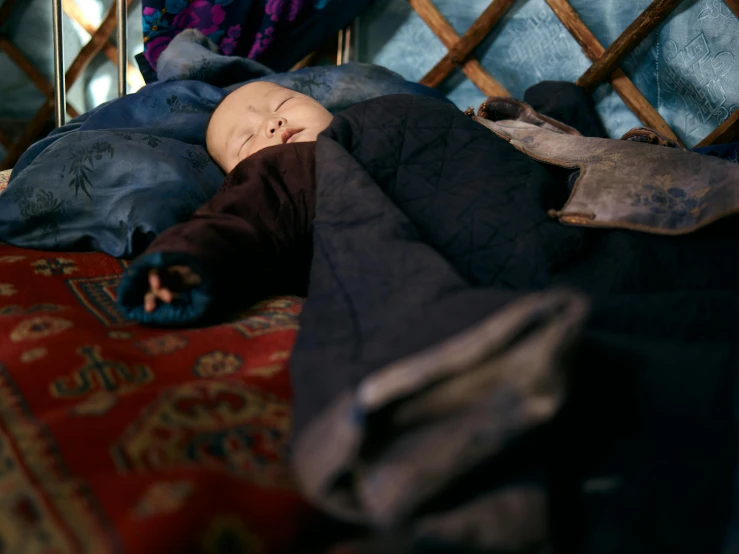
[3,131,223,257]
[2,80,223,258]
[1,64,448,258]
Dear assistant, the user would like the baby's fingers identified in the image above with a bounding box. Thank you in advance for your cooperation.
[144,290,158,313]
[144,287,174,312]
[158,287,173,303]
[148,269,161,292]
[145,269,175,313]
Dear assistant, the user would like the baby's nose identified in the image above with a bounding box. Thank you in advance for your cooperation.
[268,118,285,136]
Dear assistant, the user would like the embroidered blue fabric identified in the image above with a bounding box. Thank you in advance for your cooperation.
[0,63,447,258]
[359,0,739,148]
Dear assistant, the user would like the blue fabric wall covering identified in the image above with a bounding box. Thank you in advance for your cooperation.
[357,0,739,147]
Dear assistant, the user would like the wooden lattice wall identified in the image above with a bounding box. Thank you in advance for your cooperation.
[0,0,143,170]
[408,0,739,148]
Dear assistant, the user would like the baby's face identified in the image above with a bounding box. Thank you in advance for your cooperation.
[206,81,334,173]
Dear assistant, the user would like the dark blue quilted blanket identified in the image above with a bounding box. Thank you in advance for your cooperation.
[288,95,739,553]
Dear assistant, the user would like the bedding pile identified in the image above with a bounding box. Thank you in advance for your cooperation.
[286,93,739,554]
[110,85,739,552]
[2,5,739,542]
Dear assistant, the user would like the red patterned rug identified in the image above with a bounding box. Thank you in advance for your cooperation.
[0,240,322,553]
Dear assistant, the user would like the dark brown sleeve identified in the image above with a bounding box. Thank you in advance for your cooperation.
[144,141,317,301]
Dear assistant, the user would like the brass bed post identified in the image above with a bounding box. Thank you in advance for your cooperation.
[117,0,127,96]
[52,0,66,127]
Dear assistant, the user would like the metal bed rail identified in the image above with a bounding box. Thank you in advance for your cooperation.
[52,0,128,128]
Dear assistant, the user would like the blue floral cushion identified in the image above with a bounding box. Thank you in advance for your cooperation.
[4,132,222,257]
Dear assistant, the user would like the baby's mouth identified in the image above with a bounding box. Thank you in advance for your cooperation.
[282,128,304,144]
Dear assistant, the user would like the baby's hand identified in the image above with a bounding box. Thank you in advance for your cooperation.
[144,265,202,313]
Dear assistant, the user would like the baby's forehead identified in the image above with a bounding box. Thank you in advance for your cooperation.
[240,81,289,99]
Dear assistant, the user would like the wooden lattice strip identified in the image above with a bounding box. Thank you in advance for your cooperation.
[545,0,682,145]
[0,38,80,118]
[724,0,739,20]
[0,0,142,169]
[0,100,53,171]
[609,71,682,140]
[0,37,54,98]
[63,0,144,90]
[695,110,739,147]
[66,0,137,90]
[421,0,516,89]
[408,0,509,97]
[290,51,317,71]
[577,0,683,90]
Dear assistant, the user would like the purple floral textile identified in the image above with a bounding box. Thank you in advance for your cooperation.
[142,0,358,72]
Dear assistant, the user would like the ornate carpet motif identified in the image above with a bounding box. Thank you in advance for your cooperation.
[0,241,317,553]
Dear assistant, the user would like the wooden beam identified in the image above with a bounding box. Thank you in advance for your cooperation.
[63,0,144,89]
[0,37,54,97]
[545,0,682,146]
[65,0,129,89]
[66,104,80,120]
[0,101,53,171]
[290,51,317,71]
[0,0,133,170]
[0,38,82,118]
[608,69,681,140]
[695,110,739,147]
[578,0,683,90]
[723,0,739,20]
[409,0,509,96]
[421,0,516,89]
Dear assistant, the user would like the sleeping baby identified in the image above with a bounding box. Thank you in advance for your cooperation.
[131,80,334,316]
[206,80,334,174]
